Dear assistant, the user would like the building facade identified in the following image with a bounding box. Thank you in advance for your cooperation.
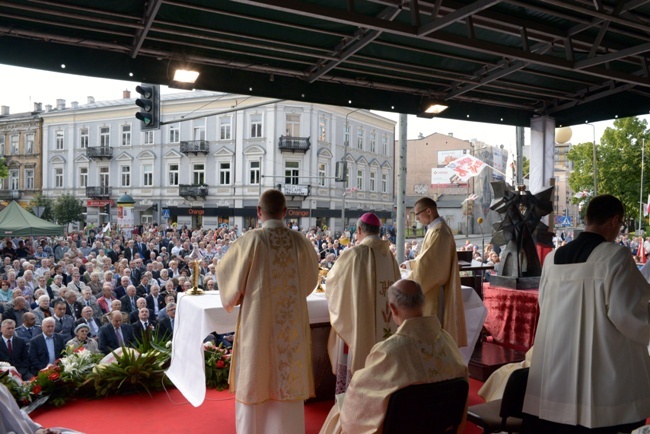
[40,91,396,232]
[0,104,43,207]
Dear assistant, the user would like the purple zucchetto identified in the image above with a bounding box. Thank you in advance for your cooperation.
[359,212,381,227]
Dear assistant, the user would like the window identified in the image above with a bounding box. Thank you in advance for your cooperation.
[168,164,179,186]
[219,162,231,185]
[285,161,299,185]
[100,127,110,147]
[344,124,350,146]
[318,163,327,187]
[356,169,364,190]
[370,131,376,153]
[143,164,153,186]
[220,116,232,140]
[24,169,34,190]
[56,131,64,150]
[121,125,131,146]
[0,136,4,153]
[193,164,205,184]
[382,173,388,193]
[250,114,262,138]
[249,160,260,185]
[55,168,63,188]
[357,127,364,150]
[319,116,327,141]
[26,134,34,154]
[369,171,376,191]
[80,128,88,148]
[382,135,389,155]
[121,166,131,187]
[144,130,154,145]
[169,124,180,143]
[286,114,300,137]
[9,170,19,190]
[99,167,109,187]
[193,126,205,141]
[10,136,18,154]
[79,167,88,187]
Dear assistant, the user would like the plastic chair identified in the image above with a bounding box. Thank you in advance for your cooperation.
[467,367,530,433]
[383,377,469,434]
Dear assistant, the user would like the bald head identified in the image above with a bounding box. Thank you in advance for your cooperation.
[258,189,286,220]
[388,279,424,325]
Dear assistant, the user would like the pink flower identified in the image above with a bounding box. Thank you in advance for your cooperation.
[48,372,60,381]
[32,385,42,394]
[216,360,225,369]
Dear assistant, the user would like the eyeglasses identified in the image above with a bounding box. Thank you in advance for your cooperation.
[414,208,428,216]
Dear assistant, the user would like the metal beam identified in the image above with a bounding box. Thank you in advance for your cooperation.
[131,0,163,58]
[575,41,650,69]
[417,0,502,37]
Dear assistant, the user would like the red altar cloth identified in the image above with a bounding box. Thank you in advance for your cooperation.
[482,283,539,351]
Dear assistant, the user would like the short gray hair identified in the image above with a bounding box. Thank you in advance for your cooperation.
[388,279,424,310]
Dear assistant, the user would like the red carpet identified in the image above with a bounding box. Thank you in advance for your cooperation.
[31,378,486,433]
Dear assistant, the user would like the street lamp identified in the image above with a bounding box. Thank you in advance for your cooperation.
[585,122,597,196]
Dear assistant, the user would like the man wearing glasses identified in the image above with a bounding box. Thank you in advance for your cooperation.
[400,197,466,347]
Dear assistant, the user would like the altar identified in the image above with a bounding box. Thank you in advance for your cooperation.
[165,291,331,407]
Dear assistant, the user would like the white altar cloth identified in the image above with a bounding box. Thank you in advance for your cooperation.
[166,291,329,407]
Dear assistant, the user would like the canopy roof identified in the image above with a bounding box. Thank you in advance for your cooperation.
[0,201,64,237]
[2,1,650,126]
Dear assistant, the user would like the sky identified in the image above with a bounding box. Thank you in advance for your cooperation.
[0,63,622,151]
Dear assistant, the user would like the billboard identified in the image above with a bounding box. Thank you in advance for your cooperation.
[431,167,468,187]
[437,149,467,167]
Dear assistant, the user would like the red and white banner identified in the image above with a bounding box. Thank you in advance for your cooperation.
[445,155,487,182]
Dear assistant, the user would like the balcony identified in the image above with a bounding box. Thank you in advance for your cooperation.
[86,146,113,160]
[179,184,208,199]
[86,186,111,198]
[278,136,311,153]
[0,190,22,201]
[180,140,210,155]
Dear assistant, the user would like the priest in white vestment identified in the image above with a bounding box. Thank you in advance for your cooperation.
[523,194,650,434]
[217,189,319,434]
[326,212,401,393]
[401,197,467,346]
[320,279,468,434]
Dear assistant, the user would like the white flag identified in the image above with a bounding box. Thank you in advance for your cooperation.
[102,222,111,233]
[445,155,487,182]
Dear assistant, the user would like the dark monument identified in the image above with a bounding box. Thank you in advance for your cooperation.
[489,181,554,289]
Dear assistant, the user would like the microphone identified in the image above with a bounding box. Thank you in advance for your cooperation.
[477,218,485,262]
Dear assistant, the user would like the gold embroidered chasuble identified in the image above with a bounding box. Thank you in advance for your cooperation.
[326,236,401,387]
[319,315,469,434]
[217,220,319,404]
[408,218,467,346]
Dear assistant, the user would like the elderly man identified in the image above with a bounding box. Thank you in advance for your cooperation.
[523,195,650,434]
[401,197,466,347]
[79,288,102,320]
[64,290,83,320]
[98,310,135,355]
[15,312,40,345]
[146,284,165,316]
[129,298,154,324]
[0,319,31,379]
[132,307,155,343]
[3,296,29,326]
[51,300,75,342]
[101,300,129,325]
[320,280,468,434]
[74,306,102,339]
[29,317,65,376]
[326,212,401,393]
[217,189,318,434]
[114,275,130,300]
[96,283,116,314]
[120,285,138,314]
[156,302,175,341]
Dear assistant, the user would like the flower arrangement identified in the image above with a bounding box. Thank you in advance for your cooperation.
[203,341,231,391]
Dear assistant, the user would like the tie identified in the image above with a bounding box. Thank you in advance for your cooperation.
[116,327,124,346]
[86,301,90,307]
[7,339,12,356]
[170,319,174,330]
[131,298,136,310]
[144,321,149,328]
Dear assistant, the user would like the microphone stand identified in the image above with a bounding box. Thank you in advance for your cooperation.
[477,218,485,262]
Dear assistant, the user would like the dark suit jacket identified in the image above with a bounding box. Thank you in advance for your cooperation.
[129,309,155,325]
[120,295,138,314]
[0,336,31,379]
[114,285,127,299]
[74,317,102,338]
[53,315,75,342]
[123,248,136,261]
[98,323,134,355]
[136,284,150,298]
[132,320,155,344]
[66,300,84,320]
[29,333,65,376]
[145,294,166,312]
[157,317,174,341]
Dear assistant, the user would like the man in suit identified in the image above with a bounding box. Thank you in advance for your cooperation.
[79,288,103,320]
[74,306,102,339]
[129,298,155,325]
[14,312,40,346]
[51,299,75,342]
[29,317,65,376]
[2,296,29,326]
[0,319,31,379]
[136,274,151,298]
[96,283,116,315]
[156,302,176,341]
[123,240,137,262]
[98,310,135,355]
[120,285,138,314]
[145,284,165,316]
[132,307,155,344]
[114,275,129,300]
[64,290,83,321]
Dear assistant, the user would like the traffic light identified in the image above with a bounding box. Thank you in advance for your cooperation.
[103,204,110,215]
[135,84,160,130]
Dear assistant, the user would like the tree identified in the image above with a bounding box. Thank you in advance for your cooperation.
[0,157,8,180]
[27,193,55,222]
[522,156,530,179]
[52,193,84,228]
[568,116,650,221]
